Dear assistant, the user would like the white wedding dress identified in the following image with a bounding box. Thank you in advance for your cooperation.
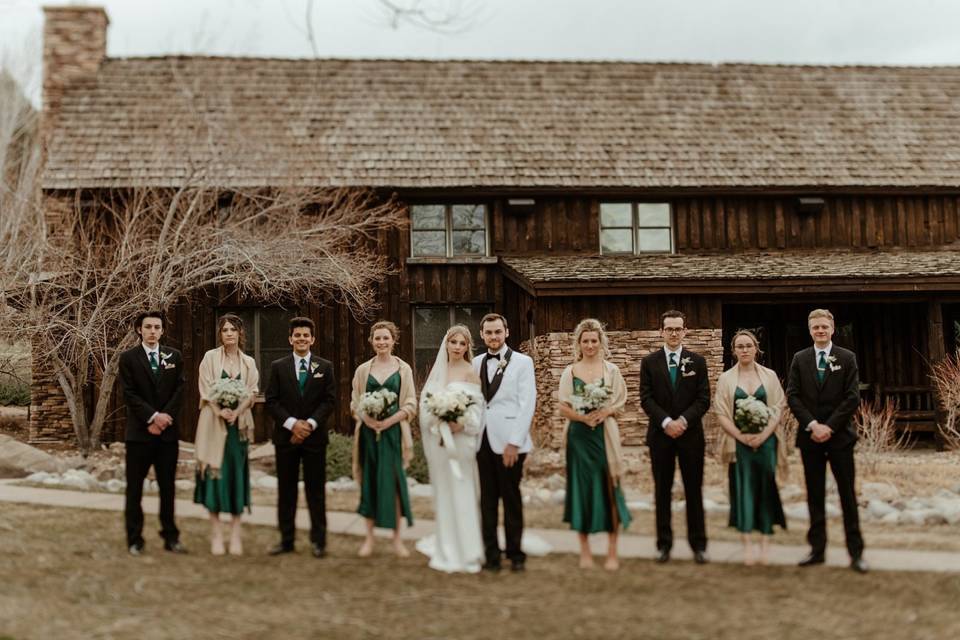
[416,379,486,573]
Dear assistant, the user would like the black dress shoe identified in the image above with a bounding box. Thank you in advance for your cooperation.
[655,549,670,564]
[798,552,825,567]
[482,561,502,572]
[311,543,326,558]
[128,542,144,557]
[268,543,295,556]
[850,557,869,574]
[510,558,525,572]
[693,551,708,565]
[163,541,188,554]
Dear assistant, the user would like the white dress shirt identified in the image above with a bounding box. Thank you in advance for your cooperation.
[283,351,318,432]
[807,342,834,430]
[484,345,509,383]
[142,343,163,426]
[661,345,687,430]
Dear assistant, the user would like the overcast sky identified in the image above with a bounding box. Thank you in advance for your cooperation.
[4,0,960,101]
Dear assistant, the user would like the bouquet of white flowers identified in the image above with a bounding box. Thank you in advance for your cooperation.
[423,388,477,480]
[210,377,247,410]
[571,380,610,415]
[734,395,772,434]
[359,389,398,441]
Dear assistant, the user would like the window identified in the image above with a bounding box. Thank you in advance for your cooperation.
[411,204,488,257]
[412,304,492,377]
[216,307,301,389]
[600,202,673,254]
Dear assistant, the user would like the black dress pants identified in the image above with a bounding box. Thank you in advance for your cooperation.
[124,439,180,547]
[477,431,526,564]
[801,442,864,559]
[648,428,707,553]
[276,443,327,548]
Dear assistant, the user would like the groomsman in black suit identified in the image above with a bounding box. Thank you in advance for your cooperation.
[787,308,867,573]
[118,310,187,556]
[265,316,336,558]
[640,310,711,564]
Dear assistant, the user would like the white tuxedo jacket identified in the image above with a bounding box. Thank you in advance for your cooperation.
[472,349,536,454]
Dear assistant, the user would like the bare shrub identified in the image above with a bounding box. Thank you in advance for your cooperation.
[930,350,960,449]
[855,397,907,472]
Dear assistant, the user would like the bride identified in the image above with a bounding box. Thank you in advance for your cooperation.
[416,325,485,573]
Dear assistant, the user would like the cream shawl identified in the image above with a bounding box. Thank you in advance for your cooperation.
[350,356,418,484]
[558,360,628,481]
[713,362,789,480]
[194,346,259,476]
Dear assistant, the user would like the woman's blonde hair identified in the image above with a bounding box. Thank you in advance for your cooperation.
[730,329,763,362]
[368,320,400,346]
[445,324,475,363]
[573,318,610,361]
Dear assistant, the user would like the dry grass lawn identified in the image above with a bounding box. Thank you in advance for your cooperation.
[2,503,960,640]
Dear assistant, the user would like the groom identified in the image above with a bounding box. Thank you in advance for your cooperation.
[265,316,337,558]
[473,313,536,572]
[640,310,711,564]
[786,308,866,573]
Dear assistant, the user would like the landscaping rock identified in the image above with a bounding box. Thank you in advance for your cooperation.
[409,483,433,499]
[862,482,900,502]
[626,499,653,511]
[255,475,278,490]
[60,469,99,491]
[783,502,809,521]
[880,511,901,524]
[104,478,125,492]
[174,479,194,491]
[779,484,803,501]
[326,477,358,492]
[867,499,897,519]
[544,473,565,491]
[551,489,566,505]
[0,434,61,477]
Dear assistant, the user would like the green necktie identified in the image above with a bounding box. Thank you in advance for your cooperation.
[668,352,678,387]
[149,352,159,378]
[298,358,309,392]
[817,351,827,383]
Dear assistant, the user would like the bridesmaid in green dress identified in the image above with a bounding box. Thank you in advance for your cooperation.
[714,329,787,565]
[557,319,632,571]
[194,314,258,556]
[350,321,418,558]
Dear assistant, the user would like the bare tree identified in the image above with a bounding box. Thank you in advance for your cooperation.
[854,397,907,473]
[930,350,960,449]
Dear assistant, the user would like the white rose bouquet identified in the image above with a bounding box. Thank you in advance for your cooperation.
[210,377,248,410]
[734,395,772,434]
[423,388,476,480]
[571,380,610,414]
[359,389,398,441]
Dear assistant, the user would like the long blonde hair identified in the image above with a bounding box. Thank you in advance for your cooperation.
[445,324,475,363]
[573,318,610,361]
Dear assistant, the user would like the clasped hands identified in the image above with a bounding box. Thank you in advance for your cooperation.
[290,419,313,444]
[582,409,609,429]
[664,418,686,439]
[147,412,173,436]
[737,431,767,449]
[809,421,833,443]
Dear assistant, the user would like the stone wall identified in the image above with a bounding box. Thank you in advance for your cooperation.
[28,351,73,443]
[524,330,724,450]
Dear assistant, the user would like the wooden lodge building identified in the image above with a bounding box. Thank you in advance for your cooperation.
[31,6,960,447]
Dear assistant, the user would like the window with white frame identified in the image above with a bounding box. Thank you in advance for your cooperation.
[412,304,491,377]
[599,202,673,254]
[410,204,488,257]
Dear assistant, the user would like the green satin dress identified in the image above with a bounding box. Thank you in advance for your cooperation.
[728,385,786,534]
[357,370,413,528]
[563,377,632,534]
[193,370,251,515]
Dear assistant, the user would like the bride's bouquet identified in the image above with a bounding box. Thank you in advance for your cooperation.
[571,380,610,415]
[359,389,398,441]
[422,388,477,480]
[210,377,247,410]
[734,395,772,434]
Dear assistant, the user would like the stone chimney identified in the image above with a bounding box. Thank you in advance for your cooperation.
[42,6,109,117]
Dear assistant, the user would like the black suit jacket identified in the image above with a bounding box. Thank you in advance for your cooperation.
[265,354,337,451]
[786,345,860,450]
[118,344,186,443]
[640,347,711,443]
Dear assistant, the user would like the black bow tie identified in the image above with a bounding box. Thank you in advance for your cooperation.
[487,352,501,360]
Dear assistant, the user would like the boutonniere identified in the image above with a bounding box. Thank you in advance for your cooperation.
[826,355,841,372]
[313,372,324,379]
[495,358,508,376]
[679,357,693,375]
[310,361,320,373]
[160,352,175,368]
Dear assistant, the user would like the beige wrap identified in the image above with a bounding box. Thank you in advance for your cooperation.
[350,356,418,484]
[194,346,259,476]
[713,363,789,481]
[558,360,627,482]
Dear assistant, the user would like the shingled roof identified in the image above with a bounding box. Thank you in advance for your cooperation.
[44,57,960,189]
[501,250,960,294]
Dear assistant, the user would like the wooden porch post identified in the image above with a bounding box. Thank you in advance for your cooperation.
[928,298,947,448]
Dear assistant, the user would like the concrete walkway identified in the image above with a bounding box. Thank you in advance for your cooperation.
[2,479,959,573]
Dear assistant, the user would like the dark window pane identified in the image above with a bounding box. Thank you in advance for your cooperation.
[637,203,671,227]
[411,205,446,230]
[412,230,447,257]
[637,228,672,252]
[451,229,485,255]
[601,228,633,254]
[600,202,632,228]
[413,306,449,348]
[260,308,300,350]
[451,204,486,229]
[217,309,257,354]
